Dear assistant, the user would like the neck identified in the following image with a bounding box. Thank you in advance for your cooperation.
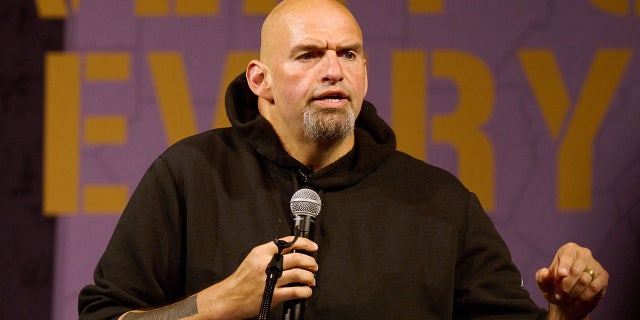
[284,134,355,171]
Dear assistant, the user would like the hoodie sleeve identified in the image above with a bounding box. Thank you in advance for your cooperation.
[78,157,186,320]
[453,192,548,319]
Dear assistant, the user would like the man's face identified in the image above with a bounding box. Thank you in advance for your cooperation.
[263,4,368,141]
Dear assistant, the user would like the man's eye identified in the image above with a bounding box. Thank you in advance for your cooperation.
[344,51,356,60]
[300,52,315,60]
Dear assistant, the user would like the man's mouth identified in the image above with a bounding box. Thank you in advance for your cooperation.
[313,91,349,103]
[320,96,344,102]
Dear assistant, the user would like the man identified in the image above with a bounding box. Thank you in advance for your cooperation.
[78,0,608,319]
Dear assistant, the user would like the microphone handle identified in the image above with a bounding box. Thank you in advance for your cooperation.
[282,299,306,320]
[293,214,315,240]
[282,214,316,320]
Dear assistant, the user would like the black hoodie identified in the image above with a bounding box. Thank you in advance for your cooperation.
[79,74,546,319]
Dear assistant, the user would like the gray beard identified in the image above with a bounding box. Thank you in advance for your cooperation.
[303,106,355,141]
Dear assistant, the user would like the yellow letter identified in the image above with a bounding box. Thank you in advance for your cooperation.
[431,50,496,211]
[84,185,129,214]
[519,49,632,211]
[44,52,134,216]
[214,51,259,129]
[148,52,199,145]
[408,0,444,14]
[135,0,169,16]
[43,53,81,216]
[84,116,127,145]
[85,52,131,81]
[82,52,132,214]
[175,0,219,15]
[243,0,278,15]
[518,50,570,138]
[589,0,629,15]
[391,50,427,160]
[34,0,67,18]
[558,50,631,210]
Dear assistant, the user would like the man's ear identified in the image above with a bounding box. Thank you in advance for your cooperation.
[246,60,274,103]
[363,59,368,98]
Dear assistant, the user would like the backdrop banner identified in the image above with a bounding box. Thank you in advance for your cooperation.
[40,1,639,319]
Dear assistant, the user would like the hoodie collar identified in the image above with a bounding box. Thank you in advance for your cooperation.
[225,73,396,190]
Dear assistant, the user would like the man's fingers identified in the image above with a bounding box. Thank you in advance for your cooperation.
[576,264,608,302]
[550,242,589,276]
[535,268,553,290]
[277,268,316,287]
[550,244,608,305]
[538,242,609,319]
[273,285,314,302]
[272,268,316,305]
[282,252,318,272]
[566,269,593,299]
[275,237,318,255]
[556,246,594,295]
[536,267,562,304]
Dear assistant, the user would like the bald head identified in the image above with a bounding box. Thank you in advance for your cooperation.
[260,0,363,64]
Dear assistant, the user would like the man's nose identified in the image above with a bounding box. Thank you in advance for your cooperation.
[321,51,344,83]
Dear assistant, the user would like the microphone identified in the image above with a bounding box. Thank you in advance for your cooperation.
[282,188,321,320]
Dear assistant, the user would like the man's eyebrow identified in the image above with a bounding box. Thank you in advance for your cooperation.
[290,44,324,56]
[337,43,364,53]
[289,42,364,56]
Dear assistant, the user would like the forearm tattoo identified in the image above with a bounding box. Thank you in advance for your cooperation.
[122,295,198,320]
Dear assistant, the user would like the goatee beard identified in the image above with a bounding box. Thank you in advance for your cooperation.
[303,106,355,141]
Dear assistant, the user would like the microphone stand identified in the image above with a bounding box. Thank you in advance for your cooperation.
[258,235,299,320]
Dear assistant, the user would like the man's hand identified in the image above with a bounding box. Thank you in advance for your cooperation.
[536,242,608,320]
[119,237,318,320]
[196,236,319,319]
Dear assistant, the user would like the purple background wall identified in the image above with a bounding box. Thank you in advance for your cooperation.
[2,0,639,319]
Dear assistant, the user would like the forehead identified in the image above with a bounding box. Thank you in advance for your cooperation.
[289,14,361,42]
[275,6,363,50]
[260,1,364,61]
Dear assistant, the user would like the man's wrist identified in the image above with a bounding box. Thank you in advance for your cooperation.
[546,304,590,320]
[118,295,199,320]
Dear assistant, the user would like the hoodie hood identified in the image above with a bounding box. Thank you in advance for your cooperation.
[225,73,396,190]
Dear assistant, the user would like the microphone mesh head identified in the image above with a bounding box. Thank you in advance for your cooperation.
[290,188,321,217]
